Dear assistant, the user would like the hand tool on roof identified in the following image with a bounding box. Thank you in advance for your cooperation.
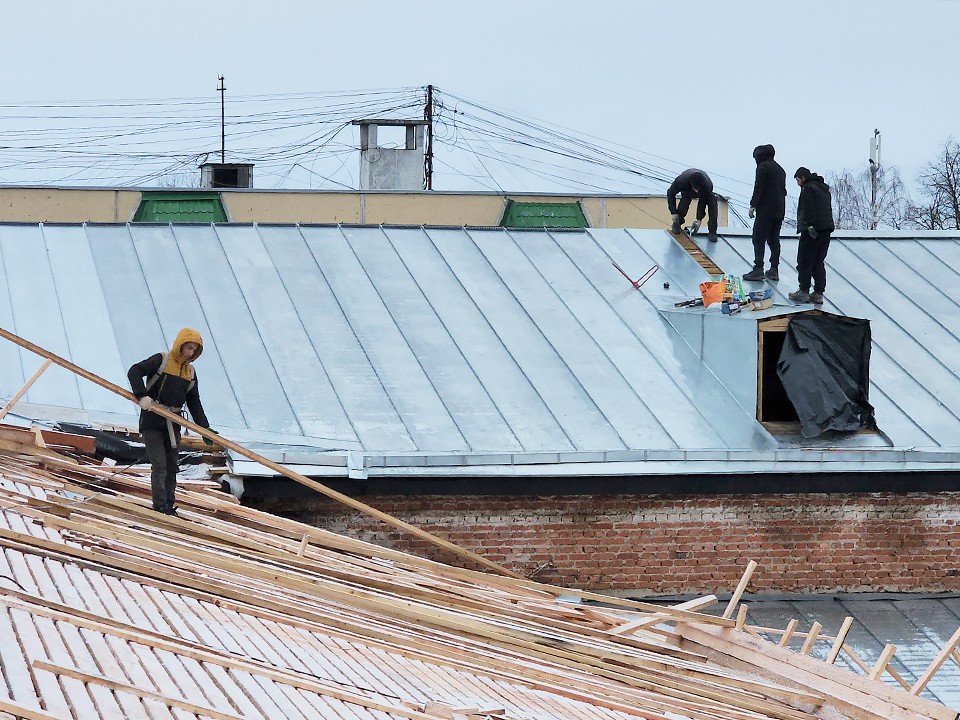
[612,261,659,290]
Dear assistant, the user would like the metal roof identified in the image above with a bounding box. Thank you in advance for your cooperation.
[1,223,959,476]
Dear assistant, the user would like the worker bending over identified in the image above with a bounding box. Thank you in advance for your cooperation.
[667,168,719,243]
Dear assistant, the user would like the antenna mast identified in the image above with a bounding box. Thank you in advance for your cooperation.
[869,129,881,230]
[218,75,227,164]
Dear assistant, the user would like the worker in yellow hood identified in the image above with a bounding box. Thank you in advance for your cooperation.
[127,327,213,515]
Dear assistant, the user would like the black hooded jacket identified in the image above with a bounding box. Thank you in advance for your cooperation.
[749,145,786,220]
[796,174,836,234]
[667,168,714,214]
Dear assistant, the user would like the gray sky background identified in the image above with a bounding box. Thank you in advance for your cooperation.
[3,0,958,217]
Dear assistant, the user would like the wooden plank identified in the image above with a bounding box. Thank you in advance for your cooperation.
[0,359,52,422]
[721,560,757,619]
[608,596,717,636]
[0,326,521,580]
[677,622,957,720]
[910,625,960,695]
[33,660,246,720]
[799,622,821,656]
[667,229,723,276]
[827,617,855,665]
[869,644,898,681]
[0,698,63,720]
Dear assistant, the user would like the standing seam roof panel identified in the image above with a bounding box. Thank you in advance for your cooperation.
[216,225,357,444]
[124,224,247,428]
[257,225,415,451]
[173,225,301,434]
[344,226,522,452]
[0,225,81,407]
[301,226,468,452]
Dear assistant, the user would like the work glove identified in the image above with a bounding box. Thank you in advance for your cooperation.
[137,396,154,410]
[690,219,701,235]
[807,225,817,238]
[670,213,679,224]
[748,207,756,219]
[202,429,219,447]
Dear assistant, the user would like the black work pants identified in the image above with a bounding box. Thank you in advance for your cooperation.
[143,430,179,511]
[796,230,831,293]
[751,214,782,268]
[676,192,719,234]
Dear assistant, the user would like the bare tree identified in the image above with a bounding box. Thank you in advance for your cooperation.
[828,165,910,230]
[908,138,960,230]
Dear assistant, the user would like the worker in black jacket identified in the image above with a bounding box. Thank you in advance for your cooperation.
[667,168,719,242]
[788,167,835,305]
[743,145,786,282]
[128,327,213,515]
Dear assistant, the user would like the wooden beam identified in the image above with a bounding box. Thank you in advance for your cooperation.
[0,358,52,421]
[677,622,956,720]
[778,619,798,647]
[33,659,246,720]
[0,326,521,579]
[869,644,898,681]
[799,622,821,655]
[910,625,960,695]
[0,697,63,720]
[608,596,718,635]
[827,617,855,664]
[722,560,757,619]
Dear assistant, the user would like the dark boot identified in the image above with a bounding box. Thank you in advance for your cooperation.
[765,266,779,281]
[742,266,765,282]
[809,292,824,304]
[670,219,682,234]
[788,289,810,303]
[707,231,718,243]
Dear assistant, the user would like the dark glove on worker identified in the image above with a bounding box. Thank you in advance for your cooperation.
[807,225,818,238]
[202,429,220,446]
[748,207,756,219]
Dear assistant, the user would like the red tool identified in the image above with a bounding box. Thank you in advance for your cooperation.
[612,261,659,290]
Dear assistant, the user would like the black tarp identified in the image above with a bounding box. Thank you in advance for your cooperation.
[777,314,876,438]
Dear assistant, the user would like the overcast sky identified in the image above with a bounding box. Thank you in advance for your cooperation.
[3,0,958,213]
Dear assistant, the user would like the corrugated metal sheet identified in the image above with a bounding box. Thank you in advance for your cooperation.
[1,224,960,474]
[499,200,588,228]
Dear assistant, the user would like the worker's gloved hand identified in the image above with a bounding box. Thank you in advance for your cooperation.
[137,396,154,410]
[670,213,679,224]
[807,225,818,238]
[748,207,756,219]
[202,429,219,447]
[690,219,701,235]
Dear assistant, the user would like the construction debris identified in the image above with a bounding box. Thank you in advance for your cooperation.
[0,426,956,719]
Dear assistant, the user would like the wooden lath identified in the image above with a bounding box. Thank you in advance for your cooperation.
[0,439,957,720]
[667,229,724,277]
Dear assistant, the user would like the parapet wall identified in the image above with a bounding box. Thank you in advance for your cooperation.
[252,492,960,595]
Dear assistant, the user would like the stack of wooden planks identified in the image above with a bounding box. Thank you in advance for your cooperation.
[0,425,956,720]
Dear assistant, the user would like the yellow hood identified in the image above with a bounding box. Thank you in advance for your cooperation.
[162,327,204,380]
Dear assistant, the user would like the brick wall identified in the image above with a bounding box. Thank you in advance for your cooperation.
[251,492,960,595]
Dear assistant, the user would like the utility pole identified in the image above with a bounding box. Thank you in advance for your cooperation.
[424,84,434,190]
[218,75,227,164]
[869,129,881,230]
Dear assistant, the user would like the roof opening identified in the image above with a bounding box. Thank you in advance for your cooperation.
[758,320,799,425]
[759,313,877,438]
